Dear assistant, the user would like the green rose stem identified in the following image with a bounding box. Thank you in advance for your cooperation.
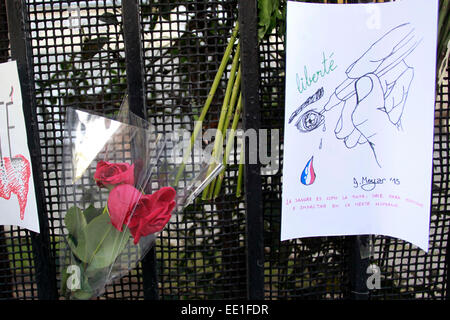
[208,66,242,199]
[202,42,241,200]
[197,0,284,199]
[235,146,245,198]
[207,66,241,199]
[222,66,242,150]
[174,22,239,186]
[211,93,242,199]
[175,0,284,197]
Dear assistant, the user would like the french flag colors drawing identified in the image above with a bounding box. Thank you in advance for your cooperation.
[301,156,316,186]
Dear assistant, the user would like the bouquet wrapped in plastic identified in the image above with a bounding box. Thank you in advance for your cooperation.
[60,100,222,299]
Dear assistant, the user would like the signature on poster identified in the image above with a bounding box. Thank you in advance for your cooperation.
[353,176,401,191]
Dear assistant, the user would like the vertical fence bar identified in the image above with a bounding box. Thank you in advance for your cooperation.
[348,235,370,299]
[121,0,159,300]
[446,227,450,299]
[5,0,58,300]
[121,0,146,120]
[443,64,450,300]
[238,0,265,300]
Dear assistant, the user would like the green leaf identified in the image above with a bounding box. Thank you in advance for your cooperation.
[60,262,94,300]
[73,212,131,270]
[64,206,87,243]
[258,0,272,35]
[83,205,103,224]
[72,276,94,300]
[258,0,282,41]
[60,264,70,296]
[98,12,119,25]
[80,37,109,60]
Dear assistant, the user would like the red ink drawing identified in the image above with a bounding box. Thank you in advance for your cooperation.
[0,155,31,220]
[0,85,31,220]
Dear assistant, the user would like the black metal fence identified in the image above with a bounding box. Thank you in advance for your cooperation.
[0,0,448,300]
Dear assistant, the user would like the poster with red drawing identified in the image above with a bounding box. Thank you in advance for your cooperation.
[281,0,438,252]
[0,61,40,233]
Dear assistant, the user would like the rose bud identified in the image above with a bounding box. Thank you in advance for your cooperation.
[94,160,134,189]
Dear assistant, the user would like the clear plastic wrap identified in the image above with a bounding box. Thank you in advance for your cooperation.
[60,101,222,299]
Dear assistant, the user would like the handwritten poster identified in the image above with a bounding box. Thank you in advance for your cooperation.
[0,61,40,233]
[281,0,438,251]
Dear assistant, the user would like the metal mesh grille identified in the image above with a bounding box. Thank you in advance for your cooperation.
[367,71,449,299]
[259,1,349,299]
[259,0,449,300]
[24,0,247,300]
[0,228,38,300]
[140,0,247,299]
[0,0,38,301]
[26,0,143,299]
[0,0,448,300]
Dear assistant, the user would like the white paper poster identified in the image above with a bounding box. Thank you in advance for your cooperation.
[0,61,40,233]
[281,0,438,251]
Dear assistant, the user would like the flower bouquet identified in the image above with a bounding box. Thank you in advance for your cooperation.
[60,101,222,299]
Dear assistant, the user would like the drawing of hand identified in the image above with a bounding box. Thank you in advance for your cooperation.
[335,73,387,167]
[381,60,414,127]
[325,23,420,167]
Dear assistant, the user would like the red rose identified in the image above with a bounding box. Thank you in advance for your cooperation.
[107,184,142,231]
[127,187,176,244]
[107,185,176,244]
[94,161,134,188]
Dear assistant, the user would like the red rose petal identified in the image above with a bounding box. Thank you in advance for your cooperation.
[127,187,176,244]
[154,186,176,202]
[107,184,142,231]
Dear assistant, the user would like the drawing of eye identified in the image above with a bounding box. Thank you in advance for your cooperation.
[295,110,325,133]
